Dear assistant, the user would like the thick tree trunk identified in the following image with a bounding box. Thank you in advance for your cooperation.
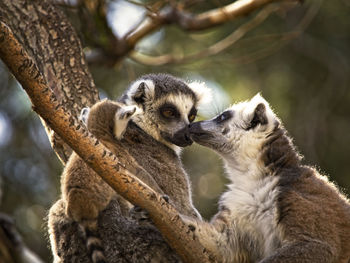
[0,1,184,262]
[0,0,98,164]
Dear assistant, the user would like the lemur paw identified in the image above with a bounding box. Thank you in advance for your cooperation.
[129,205,152,225]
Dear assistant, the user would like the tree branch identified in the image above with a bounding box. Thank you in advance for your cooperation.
[0,0,99,164]
[130,3,286,66]
[125,0,300,50]
[0,21,215,263]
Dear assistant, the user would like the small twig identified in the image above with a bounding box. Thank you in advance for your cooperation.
[130,3,283,66]
[0,21,215,263]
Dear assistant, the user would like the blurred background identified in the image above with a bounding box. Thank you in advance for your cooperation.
[0,0,349,261]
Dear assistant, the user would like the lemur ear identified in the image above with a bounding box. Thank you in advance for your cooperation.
[187,81,212,105]
[251,103,268,128]
[246,93,269,129]
[126,79,155,105]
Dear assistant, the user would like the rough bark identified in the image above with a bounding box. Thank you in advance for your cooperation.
[0,0,99,164]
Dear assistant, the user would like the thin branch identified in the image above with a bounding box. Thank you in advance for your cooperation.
[0,22,215,263]
[123,1,167,40]
[130,3,284,66]
[177,0,288,30]
[130,0,320,66]
[125,0,300,49]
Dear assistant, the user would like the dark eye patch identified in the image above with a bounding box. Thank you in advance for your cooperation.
[215,111,232,124]
[159,103,180,120]
[188,107,197,123]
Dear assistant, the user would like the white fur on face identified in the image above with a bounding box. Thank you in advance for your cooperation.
[218,94,282,258]
[220,94,278,174]
[131,93,196,154]
[123,77,210,154]
[164,93,196,125]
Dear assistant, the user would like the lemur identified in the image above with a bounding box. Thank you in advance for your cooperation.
[48,73,211,263]
[184,94,350,263]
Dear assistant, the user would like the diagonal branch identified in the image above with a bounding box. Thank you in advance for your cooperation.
[0,21,215,263]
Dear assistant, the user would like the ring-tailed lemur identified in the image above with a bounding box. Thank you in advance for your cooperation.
[184,94,350,262]
[48,73,211,263]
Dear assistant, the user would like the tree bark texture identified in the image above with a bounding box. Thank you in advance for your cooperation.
[0,18,214,262]
[0,0,99,164]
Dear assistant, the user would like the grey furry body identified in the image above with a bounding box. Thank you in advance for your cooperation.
[48,74,210,263]
[48,103,194,263]
[48,199,181,263]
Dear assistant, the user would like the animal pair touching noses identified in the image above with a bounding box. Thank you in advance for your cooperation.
[185,94,350,262]
[49,73,350,263]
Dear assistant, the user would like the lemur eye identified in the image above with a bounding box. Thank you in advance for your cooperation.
[188,107,197,123]
[159,103,180,120]
[188,114,196,123]
[162,109,176,118]
[216,111,232,123]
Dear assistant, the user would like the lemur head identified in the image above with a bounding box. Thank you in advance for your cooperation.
[120,73,211,152]
[189,94,280,170]
[80,100,141,141]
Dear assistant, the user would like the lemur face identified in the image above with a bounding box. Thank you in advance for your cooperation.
[189,94,278,157]
[121,74,211,149]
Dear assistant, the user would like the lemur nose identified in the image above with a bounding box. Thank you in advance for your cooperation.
[189,122,198,131]
[184,128,191,142]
